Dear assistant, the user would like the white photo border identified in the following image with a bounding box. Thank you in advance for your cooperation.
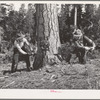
[0,0,100,99]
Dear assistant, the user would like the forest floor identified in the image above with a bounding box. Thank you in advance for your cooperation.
[0,50,100,89]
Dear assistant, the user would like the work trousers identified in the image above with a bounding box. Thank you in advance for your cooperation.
[75,47,87,64]
[11,47,31,72]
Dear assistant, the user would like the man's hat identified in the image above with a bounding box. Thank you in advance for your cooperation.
[74,29,82,36]
[73,29,83,40]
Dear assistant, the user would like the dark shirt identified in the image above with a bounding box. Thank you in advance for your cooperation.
[73,35,95,49]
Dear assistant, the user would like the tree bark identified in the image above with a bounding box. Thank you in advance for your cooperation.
[33,4,61,70]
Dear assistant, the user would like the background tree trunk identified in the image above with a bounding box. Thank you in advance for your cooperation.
[33,4,61,70]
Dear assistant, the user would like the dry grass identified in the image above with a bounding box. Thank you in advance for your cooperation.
[0,50,100,89]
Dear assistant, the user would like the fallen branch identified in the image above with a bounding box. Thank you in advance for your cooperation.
[1,81,15,89]
[0,76,9,79]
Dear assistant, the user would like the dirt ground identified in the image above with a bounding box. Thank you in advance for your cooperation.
[0,50,100,89]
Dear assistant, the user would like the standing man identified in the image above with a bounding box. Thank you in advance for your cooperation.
[11,32,32,72]
[72,29,95,64]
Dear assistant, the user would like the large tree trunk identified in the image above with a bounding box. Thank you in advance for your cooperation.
[74,5,77,29]
[33,4,61,70]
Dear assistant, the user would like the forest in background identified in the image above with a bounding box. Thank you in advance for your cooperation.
[0,4,100,62]
[0,3,100,89]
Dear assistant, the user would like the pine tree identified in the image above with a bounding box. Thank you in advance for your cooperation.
[25,3,36,43]
[33,4,61,70]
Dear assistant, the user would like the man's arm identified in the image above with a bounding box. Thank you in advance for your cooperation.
[83,35,96,50]
[75,41,92,51]
[90,41,96,50]
[14,41,27,55]
[24,38,30,46]
[74,41,85,49]
[24,38,33,51]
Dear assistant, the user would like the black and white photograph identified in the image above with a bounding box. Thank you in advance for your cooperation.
[0,0,100,99]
